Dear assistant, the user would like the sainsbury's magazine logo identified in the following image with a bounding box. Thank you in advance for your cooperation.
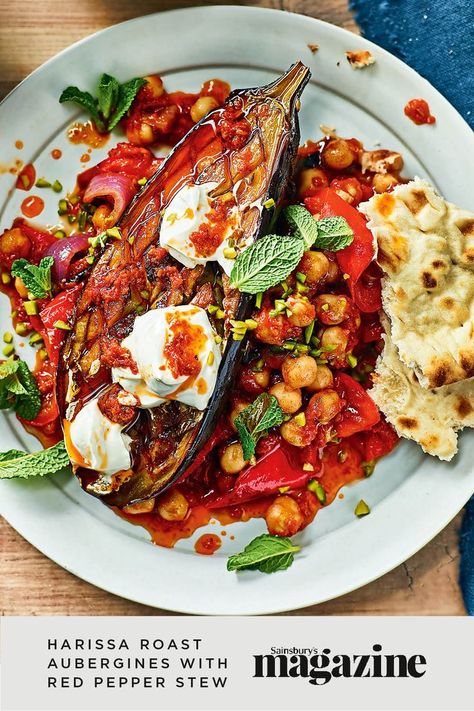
[253,644,427,686]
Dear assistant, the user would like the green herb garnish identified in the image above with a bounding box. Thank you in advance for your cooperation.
[230,234,304,294]
[227,533,300,573]
[0,359,41,421]
[11,256,54,299]
[234,393,285,460]
[314,215,354,250]
[0,441,70,480]
[59,73,147,133]
[285,204,320,249]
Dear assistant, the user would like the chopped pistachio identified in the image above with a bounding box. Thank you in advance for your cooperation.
[58,199,68,215]
[213,334,222,344]
[15,322,29,336]
[1,272,11,285]
[29,332,44,346]
[296,271,307,284]
[39,347,48,360]
[302,462,314,472]
[255,292,263,309]
[2,344,15,357]
[78,210,87,231]
[223,247,237,259]
[35,177,51,188]
[207,351,215,366]
[3,332,13,344]
[244,318,258,330]
[232,333,245,341]
[11,309,18,318]
[343,272,350,280]
[355,499,370,517]
[251,358,264,373]
[69,195,80,205]
[106,227,122,240]
[140,290,150,299]
[53,320,71,330]
[52,180,63,193]
[279,485,290,494]
[127,235,135,245]
[304,321,315,344]
[294,411,306,427]
[67,214,76,224]
[308,479,326,503]
[321,302,329,312]
[337,449,348,463]
[362,460,375,477]
[137,177,147,186]
[347,353,358,368]
[24,300,39,316]
[86,255,95,265]
[54,230,66,239]
[296,281,309,294]
[263,198,275,209]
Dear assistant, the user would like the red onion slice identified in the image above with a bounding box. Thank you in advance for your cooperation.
[45,234,90,282]
[83,173,137,228]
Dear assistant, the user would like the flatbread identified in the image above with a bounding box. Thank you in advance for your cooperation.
[370,317,474,460]
[360,178,474,388]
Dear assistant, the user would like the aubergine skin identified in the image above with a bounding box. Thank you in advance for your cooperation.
[58,62,311,508]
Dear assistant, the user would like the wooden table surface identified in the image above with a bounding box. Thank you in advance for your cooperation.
[0,0,466,616]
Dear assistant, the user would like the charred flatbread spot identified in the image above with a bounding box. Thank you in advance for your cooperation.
[420,434,440,449]
[432,259,446,269]
[441,296,454,309]
[432,364,449,387]
[422,271,437,289]
[460,351,474,377]
[398,416,418,430]
[403,189,428,215]
[456,396,473,418]
[458,219,474,237]
[463,248,474,262]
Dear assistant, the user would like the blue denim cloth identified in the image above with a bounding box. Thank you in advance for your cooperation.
[350,0,474,128]
[350,0,474,614]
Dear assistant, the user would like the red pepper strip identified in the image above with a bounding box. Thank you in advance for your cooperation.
[35,285,83,366]
[178,420,232,483]
[350,419,399,461]
[305,188,382,313]
[333,372,380,438]
[207,444,312,509]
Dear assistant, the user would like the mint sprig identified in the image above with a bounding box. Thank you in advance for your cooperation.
[314,216,354,250]
[11,256,54,299]
[60,73,147,133]
[227,534,300,573]
[235,393,285,460]
[0,441,70,480]
[230,234,304,294]
[0,359,41,421]
[285,204,319,249]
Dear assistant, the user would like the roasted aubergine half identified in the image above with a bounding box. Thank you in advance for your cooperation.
[58,62,311,507]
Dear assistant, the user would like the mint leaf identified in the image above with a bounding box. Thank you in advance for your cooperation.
[0,359,41,421]
[230,234,304,294]
[235,393,285,460]
[97,73,119,120]
[59,86,105,132]
[11,256,54,299]
[314,216,354,251]
[0,441,70,480]
[285,204,319,250]
[108,77,146,130]
[227,534,300,573]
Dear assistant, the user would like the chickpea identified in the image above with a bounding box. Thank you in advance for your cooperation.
[92,204,112,231]
[322,139,355,170]
[269,382,302,414]
[280,417,307,447]
[229,401,248,431]
[143,74,164,98]
[307,389,342,424]
[373,173,399,193]
[219,442,248,475]
[157,489,189,522]
[254,367,271,389]
[325,257,340,283]
[297,250,330,286]
[282,354,318,389]
[306,365,334,392]
[191,96,219,123]
[320,326,349,354]
[0,227,31,264]
[123,499,155,515]
[266,495,304,536]
[240,364,271,394]
[297,167,329,198]
[286,294,316,327]
[14,276,28,299]
[315,294,351,325]
[137,121,154,144]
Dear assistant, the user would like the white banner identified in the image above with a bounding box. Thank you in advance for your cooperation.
[1,616,472,711]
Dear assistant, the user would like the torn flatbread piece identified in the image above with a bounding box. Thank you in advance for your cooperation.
[360,178,474,388]
[370,317,474,461]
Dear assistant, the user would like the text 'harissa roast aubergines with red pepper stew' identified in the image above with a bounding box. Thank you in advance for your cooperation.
[58,63,311,507]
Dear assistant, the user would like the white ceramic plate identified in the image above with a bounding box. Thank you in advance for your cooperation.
[1,6,473,615]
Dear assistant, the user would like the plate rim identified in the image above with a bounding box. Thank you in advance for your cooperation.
[1,5,473,615]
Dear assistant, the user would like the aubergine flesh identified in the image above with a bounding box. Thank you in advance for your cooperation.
[58,62,311,507]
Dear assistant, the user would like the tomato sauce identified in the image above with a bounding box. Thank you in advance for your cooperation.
[68,121,109,148]
[20,195,44,218]
[404,98,436,125]
[51,149,62,160]
[194,533,222,555]
[164,313,206,378]
[15,140,24,150]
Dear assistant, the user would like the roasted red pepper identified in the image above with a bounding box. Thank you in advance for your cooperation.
[305,188,382,313]
[333,372,380,437]
[351,419,399,461]
[208,444,312,508]
[34,285,83,366]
